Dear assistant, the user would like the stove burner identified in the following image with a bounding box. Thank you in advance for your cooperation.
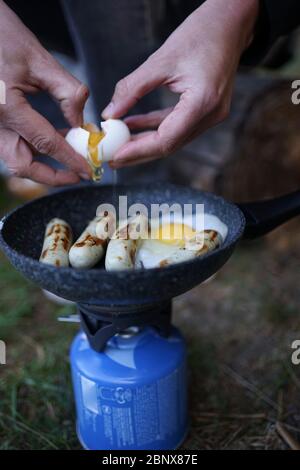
[78,301,172,351]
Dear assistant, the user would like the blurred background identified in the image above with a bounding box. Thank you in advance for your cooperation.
[0,0,300,450]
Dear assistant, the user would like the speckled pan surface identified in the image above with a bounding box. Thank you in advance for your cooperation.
[0,183,245,306]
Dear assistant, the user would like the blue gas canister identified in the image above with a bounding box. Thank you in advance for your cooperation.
[70,326,188,450]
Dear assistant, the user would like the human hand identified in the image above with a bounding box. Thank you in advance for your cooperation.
[0,0,91,185]
[102,0,259,168]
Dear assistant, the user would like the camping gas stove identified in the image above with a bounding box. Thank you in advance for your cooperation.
[70,300,188,450]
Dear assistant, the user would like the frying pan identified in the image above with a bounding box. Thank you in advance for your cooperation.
[1,183,300,307]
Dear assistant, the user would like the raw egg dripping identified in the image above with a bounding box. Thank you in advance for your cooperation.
[65,119,131,182]
[82,124,105,182]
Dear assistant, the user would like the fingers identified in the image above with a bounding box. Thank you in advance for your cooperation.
[7,101,91,178]
[111,92,202,165]
[109,132,162,169]
[34,52,89,127]
[0,128,80,185]
[25,161,80,186]
[124,108,173,130]
[110,90,228,168]
[102,56,167,119]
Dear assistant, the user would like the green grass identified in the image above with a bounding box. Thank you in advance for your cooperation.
[0,254,80,449]
[0,179,81,449]
[0,262,35,334]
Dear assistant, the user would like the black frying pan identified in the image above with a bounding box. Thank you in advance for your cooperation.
[0,183,300,307]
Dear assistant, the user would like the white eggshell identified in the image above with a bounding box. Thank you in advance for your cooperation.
[99,119,130,162]
[65,127,89,159]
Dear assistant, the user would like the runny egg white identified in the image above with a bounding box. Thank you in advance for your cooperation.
[65,119,130,181]
[135,213,228,269]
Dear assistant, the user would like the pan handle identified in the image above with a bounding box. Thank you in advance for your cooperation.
[238,190,300,239]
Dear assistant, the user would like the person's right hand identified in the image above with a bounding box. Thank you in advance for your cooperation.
[102,0,258,168]
[0,0,91,185]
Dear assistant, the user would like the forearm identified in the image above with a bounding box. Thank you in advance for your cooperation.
[211,0,259,51]
[177,0,259,61]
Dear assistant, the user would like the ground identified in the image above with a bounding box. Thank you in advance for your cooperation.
[0,183,300,450]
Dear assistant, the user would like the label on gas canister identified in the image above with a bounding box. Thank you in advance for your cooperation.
[78,364,186,448]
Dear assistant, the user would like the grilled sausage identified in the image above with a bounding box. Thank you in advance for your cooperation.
[105,214,148,271]
[69,212,115,269]
[185,229,222,253]
[40,218,72,267]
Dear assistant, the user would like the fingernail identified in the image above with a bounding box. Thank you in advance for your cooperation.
[79,172,91,180]
[102,102,115,118]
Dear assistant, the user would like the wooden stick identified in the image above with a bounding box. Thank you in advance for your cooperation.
[276,422,300,450]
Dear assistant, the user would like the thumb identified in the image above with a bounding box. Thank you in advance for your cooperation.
[34,52,89,127]
[102,56,166,119]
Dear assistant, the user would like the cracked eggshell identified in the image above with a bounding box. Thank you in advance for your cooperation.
[65,119,131,163]
[65,127,89,159]
[99,119,130,162]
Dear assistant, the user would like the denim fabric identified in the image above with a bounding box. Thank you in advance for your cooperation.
[61,0,162,118]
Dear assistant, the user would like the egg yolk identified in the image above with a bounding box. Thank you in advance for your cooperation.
[88,131,105,167]
[153,223,197,246]
[82,123,105,167]
[81,123,105,181]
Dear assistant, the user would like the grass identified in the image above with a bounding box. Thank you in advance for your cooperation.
[0,180,300,450]
[0,180,80,448]
[174,238,300,449]
[0,252,79,449]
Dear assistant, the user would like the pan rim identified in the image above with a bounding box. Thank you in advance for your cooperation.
[0,182,246,279]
